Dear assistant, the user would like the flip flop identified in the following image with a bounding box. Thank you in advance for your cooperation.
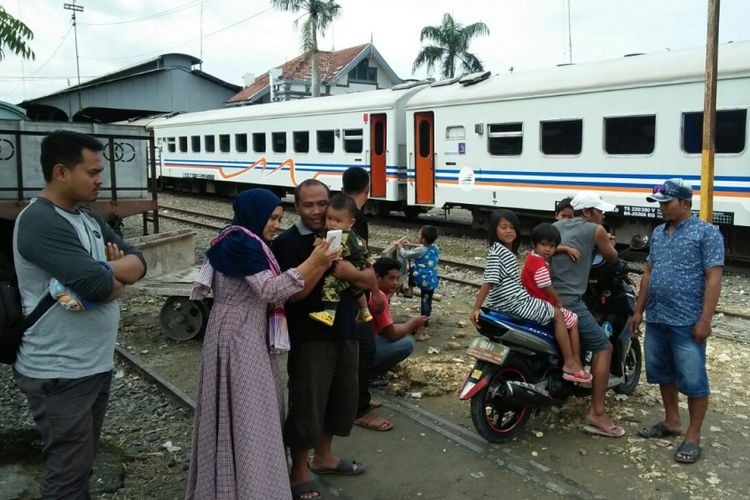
[674,440,701,464]
[310,458,366,476]
[562,369,593,383]
[583,424,625,438]
[354,410,393,432]
[291,479,321,500]
[637,421,682,439]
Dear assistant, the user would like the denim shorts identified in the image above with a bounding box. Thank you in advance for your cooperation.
[564,298,610,353]
[645,322,710,397]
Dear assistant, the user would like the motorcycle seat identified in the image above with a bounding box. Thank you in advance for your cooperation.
[479,308,553,335]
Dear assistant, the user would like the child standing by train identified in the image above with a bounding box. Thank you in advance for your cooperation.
[397,225,439,341]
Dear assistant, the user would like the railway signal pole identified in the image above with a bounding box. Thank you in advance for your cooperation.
[700,0,720,223]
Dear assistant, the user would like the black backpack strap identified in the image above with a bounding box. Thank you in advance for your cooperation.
[21,294,57,331]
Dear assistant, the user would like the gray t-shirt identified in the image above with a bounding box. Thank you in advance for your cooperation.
[12,197,145,379]
[550,218,597,305]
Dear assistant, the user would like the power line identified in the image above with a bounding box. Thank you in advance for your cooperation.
[80,0,201,26]
[79,6,273,62]
[30,21,74,76]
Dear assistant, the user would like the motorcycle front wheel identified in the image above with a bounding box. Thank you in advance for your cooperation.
[470,357,532,443]
[614,336,642,395]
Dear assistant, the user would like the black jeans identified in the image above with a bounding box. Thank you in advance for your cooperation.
[355,323,375,417]
[13,369,112,500]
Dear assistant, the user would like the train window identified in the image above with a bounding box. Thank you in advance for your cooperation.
[272,132,287,153]
[204,135,215,152]
[191,136,201,153]
[166,137,176,153]
[604,115,655,155]
[682,110,747,154]
[343,129,363,153]
[446,126,465,140]
[294,131,310,153]
[418,120,431,158]
[374,122,385,155]
[253,133,266,153]
[178,136,188,153]
[219,134,230,153]
[541,119,582,155]
[317,130,335,153]
[235,133,248,153]
[487,122,522,156]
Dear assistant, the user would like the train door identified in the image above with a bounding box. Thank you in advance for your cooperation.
[370,114,387,198]
[414,112,435,204]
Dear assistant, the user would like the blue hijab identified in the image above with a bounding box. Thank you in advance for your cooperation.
[206,188,281,277]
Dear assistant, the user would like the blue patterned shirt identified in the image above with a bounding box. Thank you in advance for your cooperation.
[646,215,724,326]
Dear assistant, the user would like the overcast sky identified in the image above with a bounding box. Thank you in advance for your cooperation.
[2,0,749,105]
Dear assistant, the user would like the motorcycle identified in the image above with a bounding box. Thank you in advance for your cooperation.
[458,235,647,443]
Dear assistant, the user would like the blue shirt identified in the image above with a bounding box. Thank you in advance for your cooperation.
[646,215,724,326]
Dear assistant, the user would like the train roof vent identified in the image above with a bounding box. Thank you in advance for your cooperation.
[392,79,433,90]
[431,76,460,87]
[459,70,491,86]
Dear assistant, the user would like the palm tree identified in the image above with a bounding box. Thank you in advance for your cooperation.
[0,6,35,61]
[271,0,341,97]
[413,13,489,79]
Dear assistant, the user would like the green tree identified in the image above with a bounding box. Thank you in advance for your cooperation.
[271,0,341,98]
[0,6,35,61]
[413,13,488,79]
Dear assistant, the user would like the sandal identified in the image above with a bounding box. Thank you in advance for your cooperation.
[674,440,701,464]
[354,410,393,432]
[637,421,682,439]
[291,479,321,499]
[309,458,366,475]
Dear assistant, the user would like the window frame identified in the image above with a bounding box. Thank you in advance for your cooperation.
[343,128,364,153]
[293,130,310,153]
[178,136,188,153]
[681,108,747,156]
[191,135,201,153]
[204,135,215,153]
[317,130,335,154]
[252,132,266,153]
[166,137,176,153]
[603,114,656,156]
[235,133,248,153]
[272,131,287,153]
[539,118,583,156]
[487,122,523,157]
[219,134,231,153]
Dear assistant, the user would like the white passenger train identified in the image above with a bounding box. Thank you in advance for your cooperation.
[149,41,750,255]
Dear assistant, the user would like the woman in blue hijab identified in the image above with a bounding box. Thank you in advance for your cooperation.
[187,188,339,500]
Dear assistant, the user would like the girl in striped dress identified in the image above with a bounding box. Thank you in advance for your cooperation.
[470,210,590,383]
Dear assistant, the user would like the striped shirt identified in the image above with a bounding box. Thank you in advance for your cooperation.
[483,243,554,324]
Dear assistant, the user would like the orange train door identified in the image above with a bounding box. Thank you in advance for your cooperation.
[370,113,387,198]
[414,112,435,204]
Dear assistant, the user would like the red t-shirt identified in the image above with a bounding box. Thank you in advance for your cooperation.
[367,288,393,335]
[520,252,555,305]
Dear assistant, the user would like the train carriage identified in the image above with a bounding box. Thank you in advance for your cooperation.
[150,83,427,213]
[404,41,750,254]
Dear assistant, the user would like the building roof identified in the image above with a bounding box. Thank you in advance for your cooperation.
[21,53,240,104]
[227,42,401,104]
[0,100,27,119]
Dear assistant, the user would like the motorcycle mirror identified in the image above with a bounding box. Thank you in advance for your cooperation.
[629,234,649,250]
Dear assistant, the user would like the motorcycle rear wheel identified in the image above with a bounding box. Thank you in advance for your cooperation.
[470,357,532,443]
[614,337,642,395]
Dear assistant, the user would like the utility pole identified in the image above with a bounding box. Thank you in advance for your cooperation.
[566,0,573,64]
[64,1,84,113]
[199,0,204,70]
[700,0,720,223]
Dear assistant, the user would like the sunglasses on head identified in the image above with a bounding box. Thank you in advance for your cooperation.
[652,184,668,194]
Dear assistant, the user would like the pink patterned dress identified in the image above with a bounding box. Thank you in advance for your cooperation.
[186,268,303,500]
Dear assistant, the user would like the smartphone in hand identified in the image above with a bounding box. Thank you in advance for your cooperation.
[326,229,343,251]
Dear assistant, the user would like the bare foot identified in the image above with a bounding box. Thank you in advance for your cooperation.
[414,327,430,341]
[586,410,618,432]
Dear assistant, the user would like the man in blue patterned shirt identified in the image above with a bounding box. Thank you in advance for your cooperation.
[629,178,724,464]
